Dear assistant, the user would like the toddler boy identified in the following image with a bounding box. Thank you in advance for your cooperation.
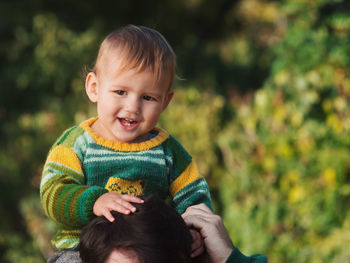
[40,25,212,261]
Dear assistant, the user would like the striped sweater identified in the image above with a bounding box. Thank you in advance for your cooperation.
[40,117,212,250]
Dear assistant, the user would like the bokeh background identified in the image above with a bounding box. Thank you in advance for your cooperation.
[1,0,350,262]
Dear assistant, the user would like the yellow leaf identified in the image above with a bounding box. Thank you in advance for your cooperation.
[263,156,276,172]
[288,185,305,203]
[322,168,336,187]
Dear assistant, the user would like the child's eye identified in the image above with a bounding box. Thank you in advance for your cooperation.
[115,90,126,95]
[143,95,155,101]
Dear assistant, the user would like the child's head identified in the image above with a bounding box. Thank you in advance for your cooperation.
[85,25,176,143]
[94,25,176,91]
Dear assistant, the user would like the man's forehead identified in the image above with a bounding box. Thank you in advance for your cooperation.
[106,249,140,263]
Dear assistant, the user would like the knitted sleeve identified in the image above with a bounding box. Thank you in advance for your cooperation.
[40,126,107,228]
[164,135,213,214]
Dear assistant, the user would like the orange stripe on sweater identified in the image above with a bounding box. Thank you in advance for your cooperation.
[46,145,83,173]
[170,161,201,196]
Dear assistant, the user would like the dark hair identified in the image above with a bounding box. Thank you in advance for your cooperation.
[79,195,193,263]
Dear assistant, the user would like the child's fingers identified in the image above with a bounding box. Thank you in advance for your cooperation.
[115,198,140,213]
[93,193,144,218]
[121,195,144,203]
[103,209,115,222]
[119,195,144,212]
[111,200,134,214]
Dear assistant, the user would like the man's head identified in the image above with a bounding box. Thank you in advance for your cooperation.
[85,25,175,143]
[79,195,193,263]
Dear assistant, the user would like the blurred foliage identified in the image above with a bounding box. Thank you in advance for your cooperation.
[218,0,350,262]
[160,87,224,180]
[1,0,350,262]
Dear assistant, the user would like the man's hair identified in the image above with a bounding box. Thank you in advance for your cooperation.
[94,25,176,90]
[79,195,193,263]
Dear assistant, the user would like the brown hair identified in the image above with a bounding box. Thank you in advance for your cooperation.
[94,25,176,90]
[79,195,193,263]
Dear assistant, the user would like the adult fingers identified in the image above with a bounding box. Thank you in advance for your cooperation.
[182,213,209,235]
[191,245,205,258]
[182,210,213,227]
[182,212,225,241]
[190,229,203,248]
[185,203,213,214]
[189,229,205,258]
[182,204,213,220]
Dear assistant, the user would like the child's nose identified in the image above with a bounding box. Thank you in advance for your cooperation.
[125,97,140,114]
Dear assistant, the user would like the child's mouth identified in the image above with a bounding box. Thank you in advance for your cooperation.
[118,118,139,129]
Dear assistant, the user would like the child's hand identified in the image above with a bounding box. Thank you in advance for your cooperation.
[189,228,205,258]
[93,193,144,222]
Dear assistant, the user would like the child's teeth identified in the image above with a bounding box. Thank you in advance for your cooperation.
[122,118,135,126]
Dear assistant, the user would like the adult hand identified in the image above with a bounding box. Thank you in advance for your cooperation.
[189,228,205,258]
[182,204,234,263]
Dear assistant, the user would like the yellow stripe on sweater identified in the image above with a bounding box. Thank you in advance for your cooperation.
[46,145,83,173]
[170,161,202,196]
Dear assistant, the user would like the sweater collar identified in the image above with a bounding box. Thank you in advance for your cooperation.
[80,117,169,152]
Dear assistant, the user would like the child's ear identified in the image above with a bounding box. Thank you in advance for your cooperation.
[85,72,98,103]
[161,91,174,112]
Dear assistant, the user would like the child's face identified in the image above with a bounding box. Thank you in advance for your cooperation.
[86,55,173,143]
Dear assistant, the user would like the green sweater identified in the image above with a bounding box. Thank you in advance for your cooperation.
[40,118,212,250]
